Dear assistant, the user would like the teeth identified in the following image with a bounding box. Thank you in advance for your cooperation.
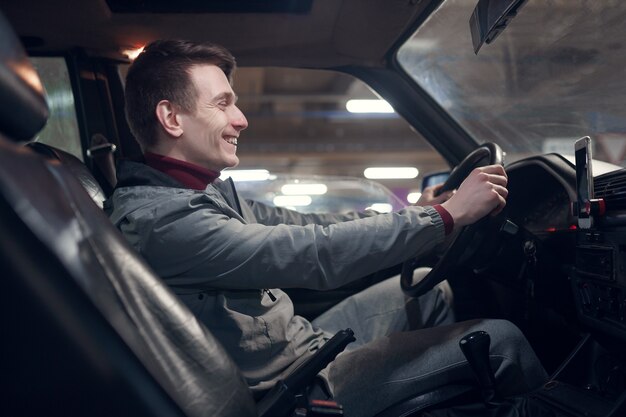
[225,137,238,145]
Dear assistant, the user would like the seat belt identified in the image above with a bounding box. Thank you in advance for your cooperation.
[87,133,117,192]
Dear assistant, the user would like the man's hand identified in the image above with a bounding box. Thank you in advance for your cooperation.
[415,183,455,206]
[440,164,508,229]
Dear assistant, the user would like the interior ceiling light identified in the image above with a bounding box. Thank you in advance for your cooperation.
[220,169,271,181]
[121,45,145,61]
[346,99,394,114]
[281,183,328,195]
[363,167,419,179]
[273,195,312,207]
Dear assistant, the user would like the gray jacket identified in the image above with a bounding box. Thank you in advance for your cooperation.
[106,160,446,391]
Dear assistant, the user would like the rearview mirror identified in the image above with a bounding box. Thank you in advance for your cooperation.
[469,0,528,54]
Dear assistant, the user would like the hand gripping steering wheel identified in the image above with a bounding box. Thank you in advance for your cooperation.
[400,142,504,298]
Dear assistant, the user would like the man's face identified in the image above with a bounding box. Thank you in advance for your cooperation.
[178,64,248,172]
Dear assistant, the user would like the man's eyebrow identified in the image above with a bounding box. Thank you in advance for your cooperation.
[212,91,237,103]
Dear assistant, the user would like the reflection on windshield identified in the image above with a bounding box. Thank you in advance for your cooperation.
[398,0,626,166]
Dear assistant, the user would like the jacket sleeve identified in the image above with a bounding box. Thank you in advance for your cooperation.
[244,199,379,226]
[127,193,446,291]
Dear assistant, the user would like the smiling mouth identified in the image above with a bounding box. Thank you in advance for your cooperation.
[224,137,238,146]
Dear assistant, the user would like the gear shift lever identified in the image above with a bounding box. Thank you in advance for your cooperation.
[459,330,498,405]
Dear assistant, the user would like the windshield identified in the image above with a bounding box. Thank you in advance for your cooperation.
[398,0,626,166]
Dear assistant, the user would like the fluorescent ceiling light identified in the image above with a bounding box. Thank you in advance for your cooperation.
[363,167,419,179]
[220,169,271,181]
[407,192,422,204]
[346,99,394,114]
[273,195,312,207]
[281,183,328,195]
[367,203,393,213]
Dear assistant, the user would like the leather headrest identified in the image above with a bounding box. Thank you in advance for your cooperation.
[0,10,49,141]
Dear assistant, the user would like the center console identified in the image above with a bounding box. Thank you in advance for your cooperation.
[571,137,626,342]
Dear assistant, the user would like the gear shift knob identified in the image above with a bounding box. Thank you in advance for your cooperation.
[459,330,498,405]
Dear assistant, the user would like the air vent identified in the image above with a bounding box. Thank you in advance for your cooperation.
[594,169,626,212]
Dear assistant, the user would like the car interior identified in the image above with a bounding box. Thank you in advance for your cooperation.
[2,0,626,416]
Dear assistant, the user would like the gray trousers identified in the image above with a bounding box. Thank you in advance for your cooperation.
[311,275,548,417]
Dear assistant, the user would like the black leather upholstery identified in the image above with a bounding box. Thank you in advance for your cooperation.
[26,142,108,208]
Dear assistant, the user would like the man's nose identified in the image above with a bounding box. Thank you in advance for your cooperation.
[231,106,248,131]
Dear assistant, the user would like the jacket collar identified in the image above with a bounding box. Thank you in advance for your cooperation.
[114,159,243,214]
[116,159,184,189]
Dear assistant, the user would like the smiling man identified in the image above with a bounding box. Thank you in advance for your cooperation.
[107,40,546,416]
[151,64,246,171]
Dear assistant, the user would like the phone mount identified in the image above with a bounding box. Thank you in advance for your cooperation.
[573,199,606,218]
[574,136,604,229]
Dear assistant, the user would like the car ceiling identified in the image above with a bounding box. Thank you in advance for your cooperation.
[4,0,449,191]
[4,0,435,66]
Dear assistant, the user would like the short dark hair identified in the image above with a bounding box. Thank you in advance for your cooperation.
[124,40,236,149]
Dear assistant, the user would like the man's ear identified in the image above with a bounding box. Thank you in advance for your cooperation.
[155,100,184,138]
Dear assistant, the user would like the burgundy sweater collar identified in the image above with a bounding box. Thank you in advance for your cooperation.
[144,152,220,190]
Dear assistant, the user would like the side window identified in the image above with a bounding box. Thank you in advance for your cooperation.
[30,57,83,161]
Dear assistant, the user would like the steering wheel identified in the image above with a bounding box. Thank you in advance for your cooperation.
[401,142,504,298]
